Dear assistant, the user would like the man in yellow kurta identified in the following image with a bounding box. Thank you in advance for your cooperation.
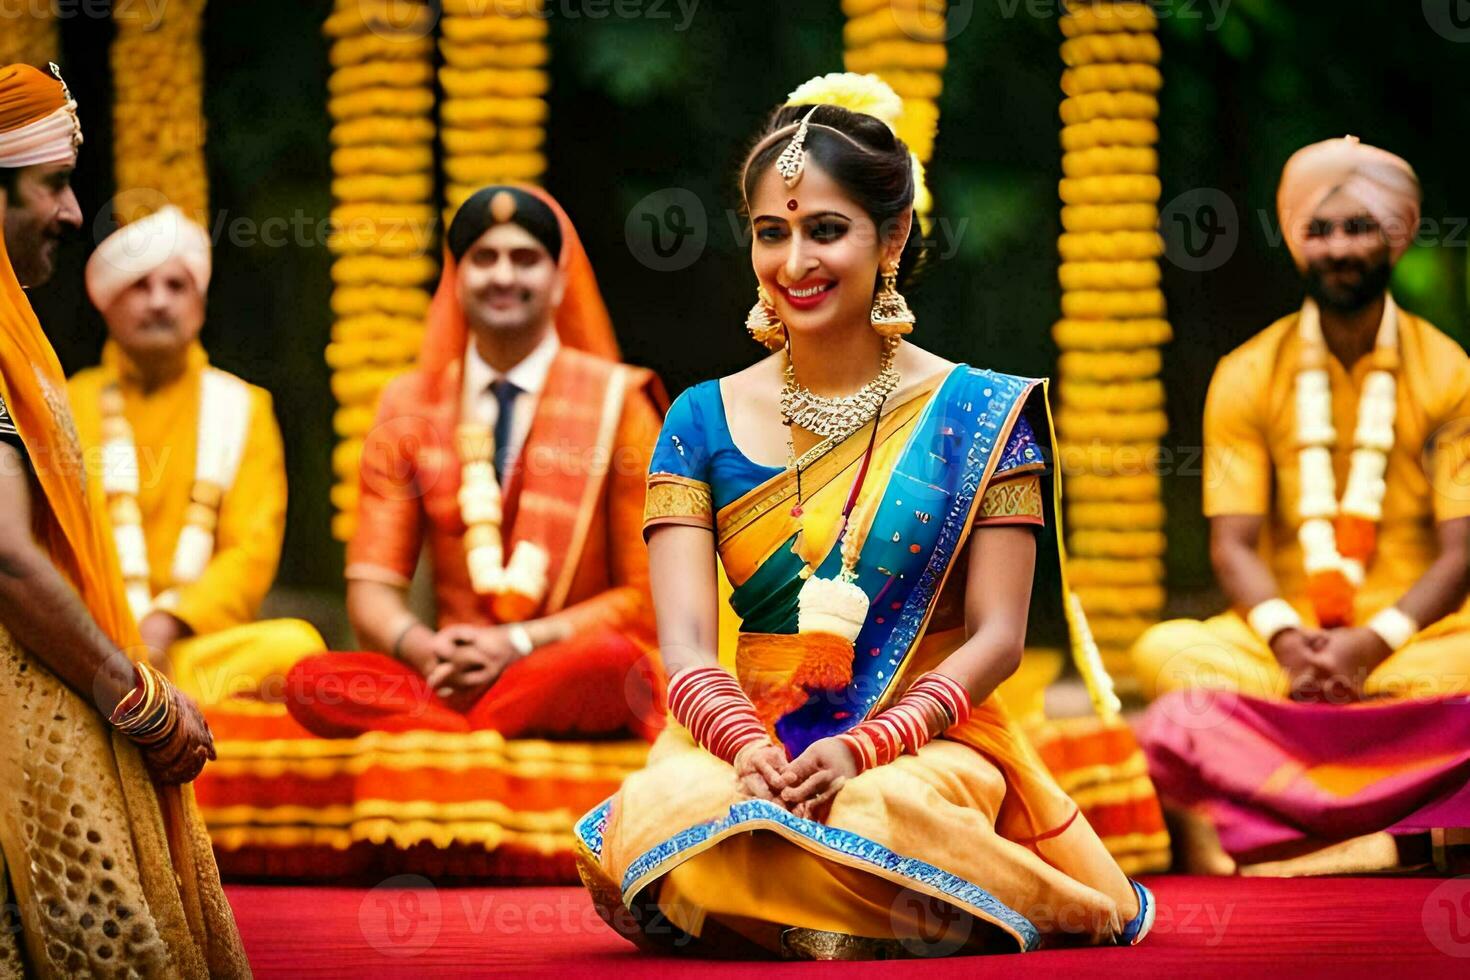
[1132,138,1470,702]
[69,205,324,705]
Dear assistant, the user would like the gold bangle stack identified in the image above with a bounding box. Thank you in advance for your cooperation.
[109,661,179,749]
[1054,1,1170,694]
[325,0,440,543]
[111,0,209,223]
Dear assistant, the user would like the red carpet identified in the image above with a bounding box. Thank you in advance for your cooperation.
[225,876,1470,977]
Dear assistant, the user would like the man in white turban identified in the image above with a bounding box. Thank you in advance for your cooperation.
[70,204,325,705]
[1134,136,1470,704]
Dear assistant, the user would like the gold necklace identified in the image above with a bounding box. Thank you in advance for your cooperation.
[781,337,899,445]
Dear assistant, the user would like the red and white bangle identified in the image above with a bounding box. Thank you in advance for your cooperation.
[837,672,971,774]
[667,665,771,765]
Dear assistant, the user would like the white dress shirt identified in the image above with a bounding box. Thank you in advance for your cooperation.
[461,330,561,475]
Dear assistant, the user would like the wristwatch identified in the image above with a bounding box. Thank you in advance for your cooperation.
[506,624,535,658]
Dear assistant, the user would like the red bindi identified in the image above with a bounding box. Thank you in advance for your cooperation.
[786,199,799,211]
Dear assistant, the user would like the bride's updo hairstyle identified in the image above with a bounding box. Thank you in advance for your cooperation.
[740,76,927,290]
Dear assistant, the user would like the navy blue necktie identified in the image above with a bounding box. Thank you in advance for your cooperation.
[490,378,520,484]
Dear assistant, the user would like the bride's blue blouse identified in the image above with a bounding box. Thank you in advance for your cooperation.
[648,372,1043,520]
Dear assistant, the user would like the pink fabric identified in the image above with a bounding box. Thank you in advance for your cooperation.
[1140,691,1470,859]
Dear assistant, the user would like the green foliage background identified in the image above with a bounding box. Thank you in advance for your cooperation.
[29,0,1470,609]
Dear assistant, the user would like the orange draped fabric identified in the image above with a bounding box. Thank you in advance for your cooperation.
[0,219,249,975]
[420,183,621,388]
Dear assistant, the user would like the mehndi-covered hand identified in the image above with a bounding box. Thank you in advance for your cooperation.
[778,737,858,822]
[143,686,217,784]
[733,741,789,803]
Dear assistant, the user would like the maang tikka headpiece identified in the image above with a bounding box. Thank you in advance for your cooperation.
[774,107,819,189]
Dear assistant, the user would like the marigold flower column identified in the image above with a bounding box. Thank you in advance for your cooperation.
[1053,2,1170,695]
[323,0,438,543]
[0,2,58,69]
[111,0,208,222]
[439,0,550,220]
[841,0,945,226]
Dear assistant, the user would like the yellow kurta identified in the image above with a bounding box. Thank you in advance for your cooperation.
[69,342,323,703]
[1132,307,1470,699]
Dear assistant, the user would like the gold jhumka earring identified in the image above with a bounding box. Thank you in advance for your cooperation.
[746,285,786,350]
[870,264,915,338]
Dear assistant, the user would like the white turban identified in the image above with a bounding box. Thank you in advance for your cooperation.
[85,205,212,312]
[1277,136,1421,269]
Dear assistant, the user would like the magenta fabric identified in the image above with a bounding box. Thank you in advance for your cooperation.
[1140,692,1470,858]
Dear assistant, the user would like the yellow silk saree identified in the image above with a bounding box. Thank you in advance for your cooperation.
[576,365,1144,956]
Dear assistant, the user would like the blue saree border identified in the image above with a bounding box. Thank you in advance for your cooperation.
[604,796,1041,952]
[774,366,1039,750]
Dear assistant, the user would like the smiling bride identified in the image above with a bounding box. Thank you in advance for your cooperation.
[574,72,1153,960]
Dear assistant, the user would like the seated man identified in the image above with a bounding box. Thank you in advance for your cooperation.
[288,184,665,742]
[1132,140,1470,874]
[70,205,325,704]
[1132,138,1470,704]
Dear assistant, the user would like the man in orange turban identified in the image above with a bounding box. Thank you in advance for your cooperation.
[1130,139,1470,875]
[0,63,248,974]
[261,185,667,881]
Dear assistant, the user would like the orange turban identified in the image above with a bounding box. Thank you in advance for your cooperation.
[0,63,82,168]
[1277,136,1420,269]
[420,184,619,398]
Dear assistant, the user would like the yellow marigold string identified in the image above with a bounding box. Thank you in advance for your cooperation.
[1058,259,1160,290]
[1056,349,1162,381]
[1060,92,1159,124]
[0,5,57,68]
[325,0,438,541]
[1064,472,1162,503]
[1058,378,1166,412]
[841,1,949,233]
[440,41,550,70]
[1062,146,1158,178]
[440,2,551,232]
[111,0,208,223]
[1057,231,1164,262]
[1055,1,1172,695]
[1052,317,1172,350]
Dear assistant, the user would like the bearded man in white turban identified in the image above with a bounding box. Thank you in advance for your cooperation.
[1132,137,1470,704]
[69,204,325,705]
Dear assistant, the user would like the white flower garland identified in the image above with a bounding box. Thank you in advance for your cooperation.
[455,417,548,617]
[100,368,251,621]
[1294,297,1399,595]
